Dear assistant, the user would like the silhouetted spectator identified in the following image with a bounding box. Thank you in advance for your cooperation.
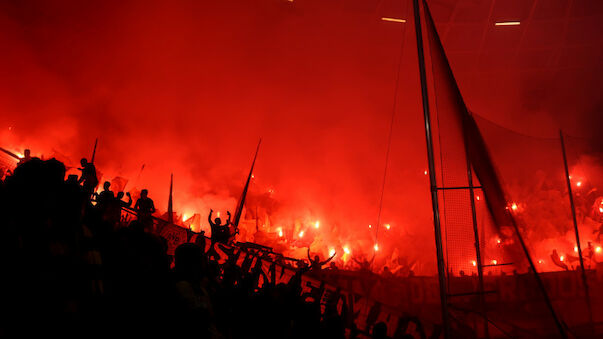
[78,157,98,195]
[95,181,114,207]
[208,209,231,244]
[307,248,336,271]
[16,149,32,166]
[135,189,156,231]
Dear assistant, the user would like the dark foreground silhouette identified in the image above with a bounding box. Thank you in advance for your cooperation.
[0,157,442,339]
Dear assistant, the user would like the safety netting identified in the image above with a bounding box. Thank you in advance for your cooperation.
[420,0,602,337]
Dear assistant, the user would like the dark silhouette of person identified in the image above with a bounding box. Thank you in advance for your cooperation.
[106,191,132,227]
[95,181,114,208]
[135,189,156,231]
[78,158,98,195]
[208,209,231,244]
[306,248,336,271]
[17,149,32,166]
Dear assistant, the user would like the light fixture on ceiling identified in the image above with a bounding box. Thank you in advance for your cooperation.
[381,17,406,23]
[495,21,520,26]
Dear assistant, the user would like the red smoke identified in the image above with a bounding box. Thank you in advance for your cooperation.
[1,0,601,274]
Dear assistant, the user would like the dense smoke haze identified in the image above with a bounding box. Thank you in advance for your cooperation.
[1,0,601,273]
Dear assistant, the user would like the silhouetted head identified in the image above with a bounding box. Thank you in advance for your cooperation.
[141,189,148,198]
[314,255,320,262]
[372,322,387,339]
[117,191,124,199]
[214,217,222,225]
[80,158,88,166]
[23,149,30,158]
[103,181,111,190]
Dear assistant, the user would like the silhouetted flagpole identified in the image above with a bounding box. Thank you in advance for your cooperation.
[412,0,450,337]
[560,130,593,331]
[167,173,174,224]
[91,138,98,164]
[233,138,262,228]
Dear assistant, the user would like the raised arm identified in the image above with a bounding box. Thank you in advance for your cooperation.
[208,209,214,226]
[124,192,132,207]
[307,247,312,262]
[320,252,336,266]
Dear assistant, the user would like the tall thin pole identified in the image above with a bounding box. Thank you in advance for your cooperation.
[91,138,98,164]
[466,161,489,338]
[560,130,593,330]
[413,0,449,337]
[167,173,174,225]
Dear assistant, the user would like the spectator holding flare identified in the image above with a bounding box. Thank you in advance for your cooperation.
[208,209,231,244]
[134,189,156,231]
[307,247,336,272]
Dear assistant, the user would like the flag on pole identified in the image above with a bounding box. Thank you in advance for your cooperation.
[233,138,262,228]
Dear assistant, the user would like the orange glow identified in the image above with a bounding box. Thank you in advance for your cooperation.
[495,21,520,26]
[496,238,501,244]
[576,181,582,187]
[560,256,565,262]
[596,247,602,253]
[476,196,480,201]
[368,224,372,229]
[278,228,283,237]
[314,221,320,229]
[381,17,406,23]
[423,170,428,175]
[329,248,336,257]
[182,214,189,221]
[298,230,304,238]
[599,207,603,213]
[385,224,391,230]
[216,211,220,218]
[574,246,578,253]
[511,203,518,211]
[491,259,497,265]
[471,260,476,267]
[538,260,544,264]
[343,246,350,254]
[374,244,379,251]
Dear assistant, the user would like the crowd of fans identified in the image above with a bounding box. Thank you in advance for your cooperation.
[0,156,442,338]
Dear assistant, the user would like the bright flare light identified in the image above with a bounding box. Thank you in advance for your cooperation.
[381,17,406,23]
[599,207,603,213]
[491,259,498,265]
[343,246,350,254]
[182,214,189,221]
[298,230,304,238]
[495,21,520,26]
[278,228,283,237]
[472,260,477,267]
[368,224,372,229]
[314,221,320,229]
[560,256,565,262]
[596,247,602,253]
[511,203,518,211]
[577,181,582,187]
[496,238,501,244]
[538,260,544,264]
[329,248,336,257]
[574,246,578,253]
[385,224,391,230]
[374,244,379,251]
